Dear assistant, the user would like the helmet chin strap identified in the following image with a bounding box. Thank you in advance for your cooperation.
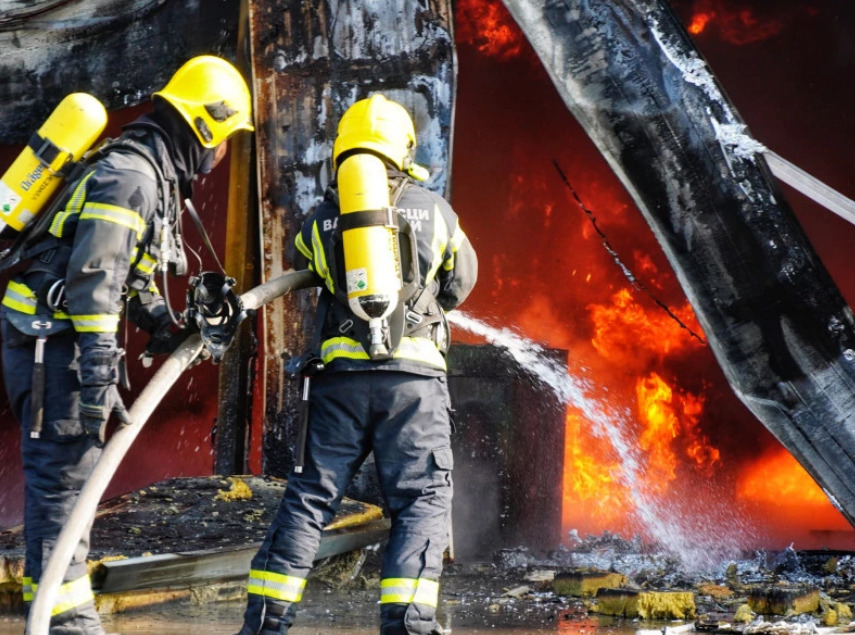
[198,147,216,174]
[402,149,429,182]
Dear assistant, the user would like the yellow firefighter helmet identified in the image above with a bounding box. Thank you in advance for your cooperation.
[332,94,429,181]
[153,55,254,148]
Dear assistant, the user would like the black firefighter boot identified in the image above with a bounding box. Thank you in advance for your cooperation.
[380,603,443,635]
[235,600,295,635]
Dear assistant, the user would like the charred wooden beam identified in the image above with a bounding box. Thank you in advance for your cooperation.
[501,0,855,527]
[0,0,240,144]
[216,0,260,476]
[247,0,456,475]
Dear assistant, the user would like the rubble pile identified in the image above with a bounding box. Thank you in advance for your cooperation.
[418,532,855,633]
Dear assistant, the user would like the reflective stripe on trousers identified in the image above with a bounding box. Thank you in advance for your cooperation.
[380,577,440,607]
[239,371,453,635]
[23,575,96,616]
[2,318,105,635]
[247,570,306,602]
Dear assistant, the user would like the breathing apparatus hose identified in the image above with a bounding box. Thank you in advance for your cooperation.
[25,268,318,635]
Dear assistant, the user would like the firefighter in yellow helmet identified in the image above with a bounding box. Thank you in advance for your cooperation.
[234,94,478,635]
[0,55,252,635]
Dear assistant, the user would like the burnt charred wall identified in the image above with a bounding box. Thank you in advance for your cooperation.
[0,0,241,144]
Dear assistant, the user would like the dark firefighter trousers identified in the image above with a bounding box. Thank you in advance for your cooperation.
[1,317,105,635]
[239,371,454,635]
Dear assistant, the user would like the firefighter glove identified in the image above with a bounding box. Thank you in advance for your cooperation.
[78,348,130,445]
[145,320,195,356]
[79,384,131,445]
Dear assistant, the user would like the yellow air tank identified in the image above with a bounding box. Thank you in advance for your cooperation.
[338,152,402,359]
[0,93,108,234]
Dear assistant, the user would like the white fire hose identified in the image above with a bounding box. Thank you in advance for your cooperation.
[764,149,855,228]
[26,269,317,635]
[25,148,852,633]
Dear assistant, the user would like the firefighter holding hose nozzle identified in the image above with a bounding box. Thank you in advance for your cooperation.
[0,55,253,635]
[233,94,478,635]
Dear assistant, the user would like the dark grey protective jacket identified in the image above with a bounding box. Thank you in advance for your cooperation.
[295,170,478,376]
[1,105,205,359]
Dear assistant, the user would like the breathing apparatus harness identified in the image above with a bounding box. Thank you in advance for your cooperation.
[1,131,246,364]
[319,174,450,359]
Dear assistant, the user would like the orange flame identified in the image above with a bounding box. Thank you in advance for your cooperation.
[588,288,703,368]
[688,11,715,34]
[737,447,831,506]
[563,285,721,538]
[686,0,790,45]
[563,410,633,535]
[734,446,852,543]
[454,0,524,60]
[682,392,720,474]
[637,373,720,485]
[637,373,680,489]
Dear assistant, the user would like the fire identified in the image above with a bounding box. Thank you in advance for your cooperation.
[734,446,852,544]
[563,286,718,537]
[682,392,720,474]
[637,374,680,488]
[684,0,796,45]
[564,372,721,536]
[688,11,714,34]
[457,0,847,549]
[637,373,720,487]
[563,410,633,535]
[737,447,831,506]
[588,288,703,369]
[454,0,524,60]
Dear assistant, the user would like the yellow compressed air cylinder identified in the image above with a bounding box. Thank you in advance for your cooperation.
[338,152,402,323]
[0,93,107,234]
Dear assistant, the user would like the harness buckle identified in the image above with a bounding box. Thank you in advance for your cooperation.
[405,310,423,325]
[45,279,67,313]
[385,206,398,228]
[338,318,354,334]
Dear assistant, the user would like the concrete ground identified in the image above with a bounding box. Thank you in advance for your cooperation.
[0,562,634,634]
[0,594,624,634]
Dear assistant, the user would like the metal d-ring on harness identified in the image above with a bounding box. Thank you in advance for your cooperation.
[181,198,248,362]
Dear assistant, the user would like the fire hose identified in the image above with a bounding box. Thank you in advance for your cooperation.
[25,268,318,635]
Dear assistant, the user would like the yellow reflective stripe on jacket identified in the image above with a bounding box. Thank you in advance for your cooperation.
[443,225,467,272]
[133,251,157,275]
[321,335,446,370]
[310,221,334,292]
[70,313,120,333]
[22,576,34,602]
[380,577,439,607]
[49,172,94,238]
[424,204,449,287]
[80,202,146,238]
[295,231,321,278]
[246,569,306,602]
[295,231,312,260]
[2,280,37,314]
[2,280,70,319]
